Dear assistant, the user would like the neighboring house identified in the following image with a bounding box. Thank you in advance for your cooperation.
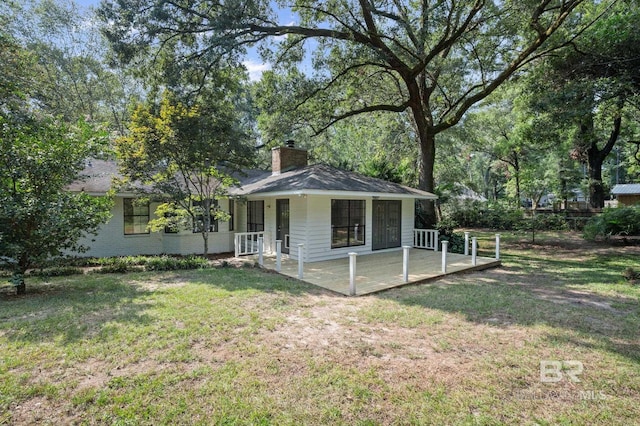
[612,184,640,206]
[69,144,437,260]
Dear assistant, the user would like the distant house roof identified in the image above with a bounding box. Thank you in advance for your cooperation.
[230,164,437,199]
[612,184,640,195]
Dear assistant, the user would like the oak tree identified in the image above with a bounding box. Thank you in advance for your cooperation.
[100,0,614,224]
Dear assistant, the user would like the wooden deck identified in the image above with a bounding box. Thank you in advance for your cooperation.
[258,249,501,296]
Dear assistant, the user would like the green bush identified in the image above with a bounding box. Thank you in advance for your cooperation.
[583,206,640,240]
[444,200,523,230]
[92,263,138,274]
[27,266,83,277]
[442,200,568,231]
[144,255,209,271]
[89,255,210,273]
[436,218,468,254]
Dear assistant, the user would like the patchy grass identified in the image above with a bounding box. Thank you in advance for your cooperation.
[1,231,639,424]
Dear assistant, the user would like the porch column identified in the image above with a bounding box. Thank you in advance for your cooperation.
[472,237,477,266]
[258,236,264,266]
[464,232,470,256]
[402,246,411,283]
[276,240,282,272]
[297,243,304,279]
[349,252,357,296]
[441,241,448,273]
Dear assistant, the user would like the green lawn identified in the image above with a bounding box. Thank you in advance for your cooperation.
[1,231,639,425]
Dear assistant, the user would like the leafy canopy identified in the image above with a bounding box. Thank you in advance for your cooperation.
[116,90,253,255]
[0,116,112,293]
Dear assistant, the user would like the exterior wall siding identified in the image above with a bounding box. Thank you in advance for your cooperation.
[287,196,308,260]
[303,195,373,262]
[73,194,419,261]
[401,198,415,247]
[74,197,235,258]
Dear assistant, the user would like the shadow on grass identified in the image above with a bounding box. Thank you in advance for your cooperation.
[378,246,640,362]
[135,266,331,296]
[0,274,155,345]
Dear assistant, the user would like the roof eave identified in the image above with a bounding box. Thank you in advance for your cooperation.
[236,189,437,200]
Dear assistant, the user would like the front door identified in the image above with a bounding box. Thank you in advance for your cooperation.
[276,199,290,254]
[372,200,402,250]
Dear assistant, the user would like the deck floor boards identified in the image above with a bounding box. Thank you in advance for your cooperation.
[255,249,501,296]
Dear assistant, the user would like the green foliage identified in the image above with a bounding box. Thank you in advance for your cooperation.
[583,206,640,240]
[99,0,600,226]
[84,255,210,274]
[435,218,466,254]
[143,255,209,271]
[623,267,639,282]
[443,200,569,231]
[443,201,523,230]
[28,266,83,278]
[2,0,136,134]
[117,90,252,254]
[0,115,112,294]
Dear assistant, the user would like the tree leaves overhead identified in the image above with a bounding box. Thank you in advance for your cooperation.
[100,0,613,224]
[116,88,253,255]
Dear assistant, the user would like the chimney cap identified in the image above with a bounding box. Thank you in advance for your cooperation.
[285,139,295,148]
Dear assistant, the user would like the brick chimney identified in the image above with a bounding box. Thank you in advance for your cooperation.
[272,140,308,175]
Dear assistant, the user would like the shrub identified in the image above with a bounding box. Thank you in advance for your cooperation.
[92,263,138,274]
[436,218,468,254]
[144,255,209,271]
[623,267,639,282]
[442,200,568,231]
[443,200,524,230]
[583,206,640,241]
[27,267,83,277]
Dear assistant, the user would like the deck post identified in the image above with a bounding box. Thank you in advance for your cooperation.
[297,243,304,279]
[234,234,239,257]
[472,237,477,266]
[441,241,448,273]
[402,245,411,282]
[258,236,264,266]
[495,234,500,260]
[275,240,282,272]
[464,232,470,255]
[349,252,357,296]
[434,230,439,252]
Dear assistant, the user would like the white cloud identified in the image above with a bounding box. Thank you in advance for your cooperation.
[243,60,271,82]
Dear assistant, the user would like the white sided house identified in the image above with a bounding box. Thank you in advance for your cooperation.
[70,144,437,261]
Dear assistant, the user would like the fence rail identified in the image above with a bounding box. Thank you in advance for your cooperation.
[234,232,265,257]
[413,229,439,251]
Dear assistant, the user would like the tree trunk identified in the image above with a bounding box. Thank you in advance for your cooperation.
[13,273,26,295]
[202,231,209,257]
[411,103,437,227]
[513,151,521,207]
[586,113,621,209]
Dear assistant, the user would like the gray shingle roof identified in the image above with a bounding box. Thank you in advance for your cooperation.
[230,164,436,199]
[66,159,120,194]
[612,184,640,195]
[70,160,437,199]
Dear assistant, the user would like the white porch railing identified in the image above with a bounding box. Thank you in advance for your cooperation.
[413,229,439,251]
[234,232,265,257]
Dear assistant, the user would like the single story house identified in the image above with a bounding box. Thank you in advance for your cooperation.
[612,184,640,206]
[70,144,437,261]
